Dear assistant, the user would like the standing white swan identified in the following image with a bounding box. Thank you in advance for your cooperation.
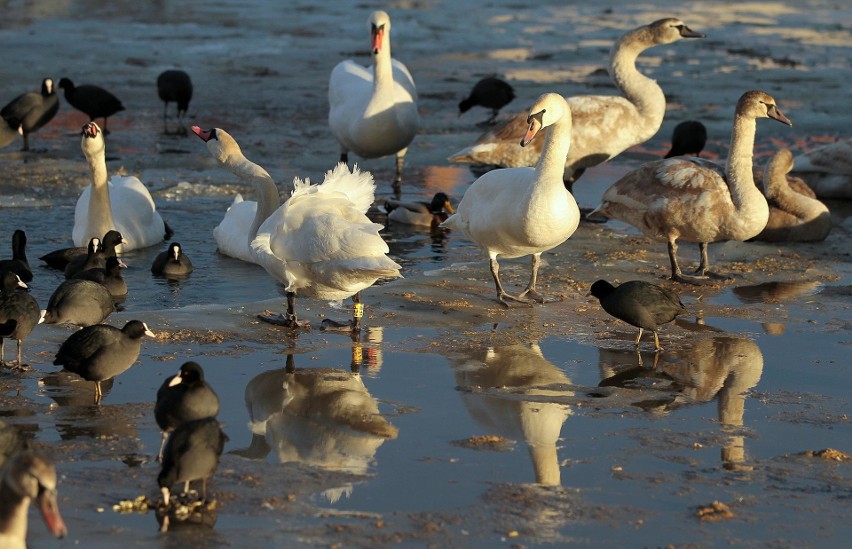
[589,90,792,283]
[251,162,402,330]
[441,93,580,306]
[448,18,703,190]
[192,126,281,263]
[73,122,168,251]
[328,10,419,191]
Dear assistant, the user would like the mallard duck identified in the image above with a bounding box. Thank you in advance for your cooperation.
[385,192,455,229]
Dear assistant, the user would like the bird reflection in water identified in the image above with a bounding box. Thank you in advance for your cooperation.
[598,333,763,470]
[38,372,143,447]
[732,280,822,335]
[450,342,572,486]
[233,347,397,502]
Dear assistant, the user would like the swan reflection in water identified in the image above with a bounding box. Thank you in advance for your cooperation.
[450,342,572,486]
[732,280,822,335]
[599,332,763,470]
[234,351,397,502]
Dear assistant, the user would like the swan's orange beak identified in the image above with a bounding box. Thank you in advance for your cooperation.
[192,126,213,141]
[371,25,384,54]
[38,488,67,539]
[521,112,544,147]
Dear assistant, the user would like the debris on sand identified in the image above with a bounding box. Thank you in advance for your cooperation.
[452,435,515,451]
[802,448,850,462]
[113,495,154,514]
[695,501,734,522]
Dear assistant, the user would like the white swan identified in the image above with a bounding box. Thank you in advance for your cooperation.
[790,138,852,199]
[192,126,281,263]
[589,90,792,283]
[754,149,831,242]
[440,93,580,306]
[328,10,419,190]
[251,162,402,329]
[448,18,703,190]
[73,122,167,251]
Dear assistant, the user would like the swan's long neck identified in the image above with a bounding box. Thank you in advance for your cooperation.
[609,27,666,136]
[533,113,573,190]
[725,113,764,214]
[224,152,281,243]
[0,483,28,542]
[372,34,393,101]
[764,165,828,220]
[87,148,115,232]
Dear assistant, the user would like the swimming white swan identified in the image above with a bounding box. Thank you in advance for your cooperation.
[328,10,419,190]
[73,122,167,251]
[440,92,580,306]
[192,126,281,263]
[251,162,402,330]
[589,90,792,283]
[790,138,852,199]
[448,18,703,190]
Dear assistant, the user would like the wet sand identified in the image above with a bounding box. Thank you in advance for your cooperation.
[1,1,851,547]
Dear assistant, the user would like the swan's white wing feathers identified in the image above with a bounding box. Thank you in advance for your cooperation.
[213,195,258,262]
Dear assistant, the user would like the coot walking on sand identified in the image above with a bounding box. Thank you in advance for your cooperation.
[158,417,227,504]
[157,70,193,134]
[58,78,124,133]
[0,77,60,151]
[590,279,686,351]
[53,320,155,403]
[458,76,515,124]
[155,361,220,461]
[0,271,42,369]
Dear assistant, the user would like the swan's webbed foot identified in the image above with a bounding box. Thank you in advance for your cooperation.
[496,292,535,308]
[671,272,714,285]
[517,288,561,304]
[2,361,31,372]
[257,313,311,329]
[320,318,361,333]
[697,270,733,281]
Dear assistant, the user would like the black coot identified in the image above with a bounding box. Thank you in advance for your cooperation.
[0,230,32,283]
[664,120,707,158]
[154,361,220,461]
[58,78,124,134]
[151,242,193,277]
[158,417,227,504]
[0,77,60,151]
[458,77,515,124]
[41,230,123,271]
[157,70,193,134]
[590,280,686,351]
[41,279,114,327]
[0,271,42,369]
[73,256,128,297]
[53,320,155,403]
